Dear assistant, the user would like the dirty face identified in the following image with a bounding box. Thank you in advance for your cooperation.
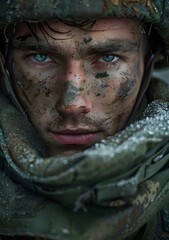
[11,18,146,156]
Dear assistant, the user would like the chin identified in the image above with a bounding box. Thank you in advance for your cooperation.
[48,148,84,157]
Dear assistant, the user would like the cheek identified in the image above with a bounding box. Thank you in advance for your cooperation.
[13,68,59,127]
[115,77,137,102]
[14,67,56,104]
[92,70,140,107]
[91,66,141,134]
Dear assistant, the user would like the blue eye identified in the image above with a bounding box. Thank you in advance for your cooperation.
[33,53,51,62]
[99,54,118,63]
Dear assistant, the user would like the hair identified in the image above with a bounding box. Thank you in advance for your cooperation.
[0,17,163,56]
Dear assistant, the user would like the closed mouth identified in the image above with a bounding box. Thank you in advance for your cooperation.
[50,129,100,145]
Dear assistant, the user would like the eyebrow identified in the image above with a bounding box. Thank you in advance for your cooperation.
[12,38,65,56]
[12,37,139,56]
[86,39,138,55]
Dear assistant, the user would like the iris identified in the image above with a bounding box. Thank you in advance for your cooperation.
[100,54,118,63]
[33,54,50,62]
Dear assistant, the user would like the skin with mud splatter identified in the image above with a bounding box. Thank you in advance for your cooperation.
[11,18,146,156]
[84,37,92,44]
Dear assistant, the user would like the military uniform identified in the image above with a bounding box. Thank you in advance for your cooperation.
[0,1,169,239]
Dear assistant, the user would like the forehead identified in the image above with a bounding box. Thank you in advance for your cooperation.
[13,18,142,41]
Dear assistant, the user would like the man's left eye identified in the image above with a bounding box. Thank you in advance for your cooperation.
[99,54,119,63]
[33,53,52,62]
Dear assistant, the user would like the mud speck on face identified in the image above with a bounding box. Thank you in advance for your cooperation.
[101,83,109,88]
[83,37,92,44]
[117,79,136,100]
[95,72,109,78]
[61,81,82,105]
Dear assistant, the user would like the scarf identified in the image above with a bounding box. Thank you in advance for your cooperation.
[0,91,169,240]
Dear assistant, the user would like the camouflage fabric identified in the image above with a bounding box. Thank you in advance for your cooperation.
[0,86,169,239]
[0,0,166,25]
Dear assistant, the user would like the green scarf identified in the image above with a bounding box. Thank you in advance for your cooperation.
[0,92,169,239]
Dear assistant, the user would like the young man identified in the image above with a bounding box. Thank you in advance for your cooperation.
[11,18,146,157]
[0,0,169,239]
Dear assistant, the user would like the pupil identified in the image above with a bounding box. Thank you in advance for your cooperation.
[102,55,114,62]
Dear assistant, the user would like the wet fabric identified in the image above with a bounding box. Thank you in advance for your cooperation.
[0,91,169,239]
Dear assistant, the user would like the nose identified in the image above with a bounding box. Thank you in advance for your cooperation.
[56,60,92,116]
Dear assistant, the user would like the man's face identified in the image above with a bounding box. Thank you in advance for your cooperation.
[11,18,146,156]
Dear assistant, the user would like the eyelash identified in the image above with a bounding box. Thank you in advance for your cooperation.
[92,53,121,67]
[24,52,122,68]
[31,53,53,63]
[98,54,119,63]
[23,51,54,64]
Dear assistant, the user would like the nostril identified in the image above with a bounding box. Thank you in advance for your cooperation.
[79,105,91,113]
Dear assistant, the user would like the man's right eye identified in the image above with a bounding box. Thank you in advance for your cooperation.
[33,53,52,63]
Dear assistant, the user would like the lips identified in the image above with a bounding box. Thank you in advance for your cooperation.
[50,129,99,145]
